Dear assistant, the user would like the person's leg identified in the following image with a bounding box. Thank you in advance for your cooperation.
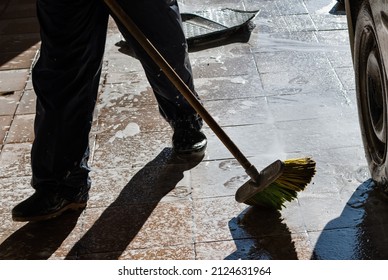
[111,0,207,154]
[12,0,109,222]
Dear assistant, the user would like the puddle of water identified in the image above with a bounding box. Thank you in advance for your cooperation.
[108,122,140,143]
[256,33,348,53]
[354,166,371,183]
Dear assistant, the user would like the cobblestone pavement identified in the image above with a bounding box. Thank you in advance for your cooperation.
[2,0,388,260]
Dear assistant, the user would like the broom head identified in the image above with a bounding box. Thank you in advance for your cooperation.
[235,157,316,210]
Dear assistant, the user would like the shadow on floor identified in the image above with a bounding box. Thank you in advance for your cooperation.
[0,210,82,260]
[0,148,203,259]
[329,1,346,15]
[226,206,298,260]
[312,179,388,259]
[0,0,40,69]
[65,148,203,259]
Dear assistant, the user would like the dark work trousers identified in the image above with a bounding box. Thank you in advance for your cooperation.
[31,0,202,198]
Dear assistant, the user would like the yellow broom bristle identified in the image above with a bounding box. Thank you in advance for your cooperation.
[244,157,316,209]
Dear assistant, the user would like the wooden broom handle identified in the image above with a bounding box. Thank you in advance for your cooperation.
[104,0,257,175]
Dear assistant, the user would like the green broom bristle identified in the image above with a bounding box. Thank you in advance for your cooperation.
[244,157,316,209]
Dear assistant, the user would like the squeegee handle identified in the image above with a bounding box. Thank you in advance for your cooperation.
[104,0,259,178]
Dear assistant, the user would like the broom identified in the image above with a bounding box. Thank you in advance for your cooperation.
[104,0,316,210]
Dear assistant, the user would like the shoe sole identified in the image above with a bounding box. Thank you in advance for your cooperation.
[12,202,87,223]
[173,143,207,155]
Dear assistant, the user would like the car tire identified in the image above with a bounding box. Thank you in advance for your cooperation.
[354,1,388,189]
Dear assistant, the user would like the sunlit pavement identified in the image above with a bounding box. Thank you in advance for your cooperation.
[2,0,388,260]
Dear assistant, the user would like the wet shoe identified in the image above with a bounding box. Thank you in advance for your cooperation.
[12,187,89,222]
[172,127,207,155]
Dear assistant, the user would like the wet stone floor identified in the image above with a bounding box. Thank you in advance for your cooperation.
[1,0,388,260]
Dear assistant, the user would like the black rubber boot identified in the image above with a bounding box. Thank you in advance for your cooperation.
[172,120,207,155]
[12,185,89,222]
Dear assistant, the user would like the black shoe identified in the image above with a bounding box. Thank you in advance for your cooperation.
[172,127,207,155]
[12,187,89,222]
